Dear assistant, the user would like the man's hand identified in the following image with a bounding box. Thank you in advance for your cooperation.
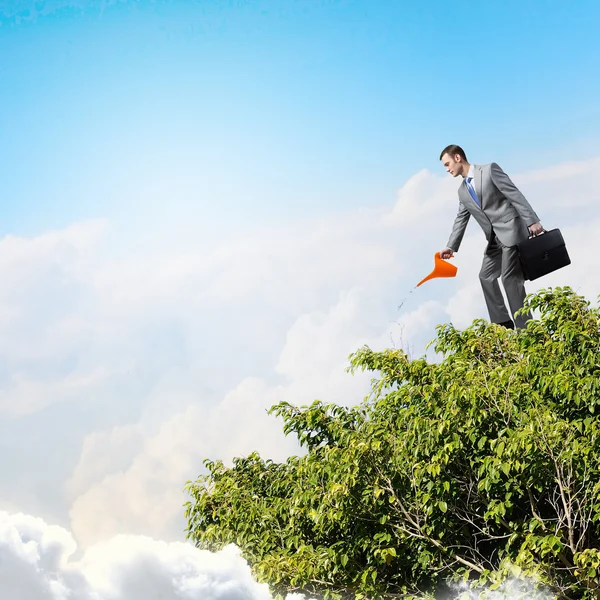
[440,248,454,259]
[529,222,544,236]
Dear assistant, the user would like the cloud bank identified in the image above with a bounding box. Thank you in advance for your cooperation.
[0,510,556,600]
[0,157,597,555]
[0,509,276,600]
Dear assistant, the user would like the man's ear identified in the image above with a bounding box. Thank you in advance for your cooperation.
[454,154,462,163]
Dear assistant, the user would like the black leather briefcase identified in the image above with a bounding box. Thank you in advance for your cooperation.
[517,228,571,281]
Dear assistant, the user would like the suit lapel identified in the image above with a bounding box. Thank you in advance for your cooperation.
[474,165,483,208]
[460,182,470,205]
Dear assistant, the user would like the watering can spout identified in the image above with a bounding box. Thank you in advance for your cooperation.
[416,252,458,287]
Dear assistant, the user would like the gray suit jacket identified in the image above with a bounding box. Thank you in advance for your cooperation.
[446,162,540,252]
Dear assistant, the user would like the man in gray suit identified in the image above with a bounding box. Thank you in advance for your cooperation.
[439,145,543,329]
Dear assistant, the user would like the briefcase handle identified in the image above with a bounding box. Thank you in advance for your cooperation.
[528,227,547,239]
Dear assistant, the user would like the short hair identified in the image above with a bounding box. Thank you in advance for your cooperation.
[440,144,467,161]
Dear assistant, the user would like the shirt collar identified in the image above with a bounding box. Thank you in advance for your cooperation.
[465,165,475,180]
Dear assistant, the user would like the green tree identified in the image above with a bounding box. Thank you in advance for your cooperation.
[184,287,600,599]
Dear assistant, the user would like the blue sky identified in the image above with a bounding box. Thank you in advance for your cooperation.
[1,0,599,245]
[0,1,599,597]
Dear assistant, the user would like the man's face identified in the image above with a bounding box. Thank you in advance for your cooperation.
[441,153,464,177]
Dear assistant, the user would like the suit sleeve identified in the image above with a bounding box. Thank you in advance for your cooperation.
[446,201,471,252]
[489,162,540,225]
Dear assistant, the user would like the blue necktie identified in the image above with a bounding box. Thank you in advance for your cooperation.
[465,177,480,207]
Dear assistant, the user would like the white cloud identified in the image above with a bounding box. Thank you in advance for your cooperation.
[390,168,459,224]
[67,288,388,547]
[0,155,598,557]
[516,155,600,210]
[0,510,278,600]
[0,509,556,600]
[65,424,144,502]
[67,390,298,547]
[449,576,555,599]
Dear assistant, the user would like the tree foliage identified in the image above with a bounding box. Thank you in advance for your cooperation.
[184,287,600,599]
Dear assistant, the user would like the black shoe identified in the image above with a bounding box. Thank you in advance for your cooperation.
[497,320,515,329]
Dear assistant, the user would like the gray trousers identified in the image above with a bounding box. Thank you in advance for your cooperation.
[479,234,532,329]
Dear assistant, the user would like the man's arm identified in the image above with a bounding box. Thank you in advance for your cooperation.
[443,202,471,255]
[489,162,541,230]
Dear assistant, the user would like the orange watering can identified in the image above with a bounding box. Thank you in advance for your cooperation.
[416,252,458,287]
